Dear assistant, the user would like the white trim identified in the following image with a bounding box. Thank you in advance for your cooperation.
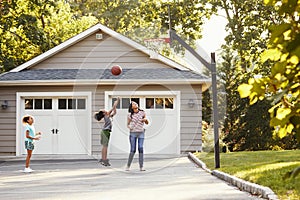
[11,26,101,72]
[0,79,211,86]
[105,90,181,154]
[16,93,21,156]
[16,92,92,156]
[106,90,180,97]
[176,92,181,154]
[0,80,211,93]
[10,24,188,72]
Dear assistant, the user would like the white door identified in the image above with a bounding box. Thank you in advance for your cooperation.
[56,112,88,154]
[19,94,90,155]
[21,111,54,154]
[108,94,180,155]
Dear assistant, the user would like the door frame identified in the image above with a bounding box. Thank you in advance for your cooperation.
[16,92,92,156]
[105,90,181,155]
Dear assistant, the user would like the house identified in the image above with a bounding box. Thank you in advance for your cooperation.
[0,23,211,157]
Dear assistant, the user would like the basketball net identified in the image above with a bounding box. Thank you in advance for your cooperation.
[144,38,170,59]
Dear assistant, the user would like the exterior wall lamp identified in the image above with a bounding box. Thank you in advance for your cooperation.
[1,100,8,109]
[188,99,195,108]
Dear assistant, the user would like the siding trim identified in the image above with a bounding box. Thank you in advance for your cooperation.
[0,79,211,86]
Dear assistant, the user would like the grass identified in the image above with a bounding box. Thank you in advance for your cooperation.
[195,150,300,200]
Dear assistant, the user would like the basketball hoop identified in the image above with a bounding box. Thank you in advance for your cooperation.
[144,37,170,59]
[144,38,170,44]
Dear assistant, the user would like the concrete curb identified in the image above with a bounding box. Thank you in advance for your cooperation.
[188,152,278,200]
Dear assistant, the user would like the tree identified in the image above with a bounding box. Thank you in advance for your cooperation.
[0,0,97,72]
[199,0,283,150]
[238,0,300,143]
[67,0,214,54]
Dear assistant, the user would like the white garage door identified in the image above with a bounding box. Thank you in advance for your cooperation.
[107,92,180,155]
[18,92,91,155]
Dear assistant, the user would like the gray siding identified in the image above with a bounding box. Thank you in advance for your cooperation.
[31,32,172,70]
[0,89,17,154]
[180,85,203,152]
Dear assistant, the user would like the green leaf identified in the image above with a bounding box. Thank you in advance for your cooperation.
[263,0,276,6]
[270,117,280,127]
[261,49,282,62]
[278,126,287,138]
[271,62,287,76]
[286,123,294,133]
[276,108,291,120]
[238,84,252,98]
[289,55,299,64]
[269,23,291,38]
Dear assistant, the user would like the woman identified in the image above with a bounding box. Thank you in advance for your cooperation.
[126,101,148,171]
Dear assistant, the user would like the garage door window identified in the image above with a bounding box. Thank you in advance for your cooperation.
[146,97,173,109]
[25,98,52,110]
[111,97,173,109]
[58,98,86,110]
[112,97,140,109]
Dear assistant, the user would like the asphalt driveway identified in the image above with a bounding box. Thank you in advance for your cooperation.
[0,155,264,200]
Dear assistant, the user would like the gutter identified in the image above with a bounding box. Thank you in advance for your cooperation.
[0,79,212,87]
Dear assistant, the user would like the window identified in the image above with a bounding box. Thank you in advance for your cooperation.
[165,98,173,109]
[155,98,164,109]
[58,99,67,109]
[110,97,173,110]
[34,99,43,109]
[77,99,86,109]
[25,99,52,110]
[145,97,174,109]
[111,97,140,109]
[146,98,154,109]
[68,99,76,109]
[59,98,86,110]
[121,98,130,109]
[44,99,52,110]
[25,99,33,109]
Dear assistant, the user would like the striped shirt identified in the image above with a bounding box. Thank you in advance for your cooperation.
[128,110,145,132]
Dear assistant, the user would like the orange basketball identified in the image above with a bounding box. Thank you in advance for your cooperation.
[111,65,122,76]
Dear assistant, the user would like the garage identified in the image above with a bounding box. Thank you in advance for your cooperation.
[0,24,208,157]
[105,91,180,155]
[17,92,92,156]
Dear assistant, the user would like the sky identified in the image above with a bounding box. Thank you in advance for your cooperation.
[198,13,228,53]
[183,12,228,73]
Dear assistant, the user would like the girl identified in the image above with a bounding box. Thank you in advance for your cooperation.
[95,97,120,166]
[126,101,148,171]
[22,115,41,173]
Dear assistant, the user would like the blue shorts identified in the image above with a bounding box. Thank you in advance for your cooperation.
[25,141,34,150]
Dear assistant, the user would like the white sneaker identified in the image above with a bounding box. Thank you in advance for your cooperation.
[23,168,34,173]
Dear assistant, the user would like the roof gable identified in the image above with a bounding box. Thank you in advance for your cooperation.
[11,23,188,72]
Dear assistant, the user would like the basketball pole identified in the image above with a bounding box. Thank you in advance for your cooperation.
[168,6,220,168]
[169,30,220,168]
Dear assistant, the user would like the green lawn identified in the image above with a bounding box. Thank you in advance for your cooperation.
[195,150,300,200]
